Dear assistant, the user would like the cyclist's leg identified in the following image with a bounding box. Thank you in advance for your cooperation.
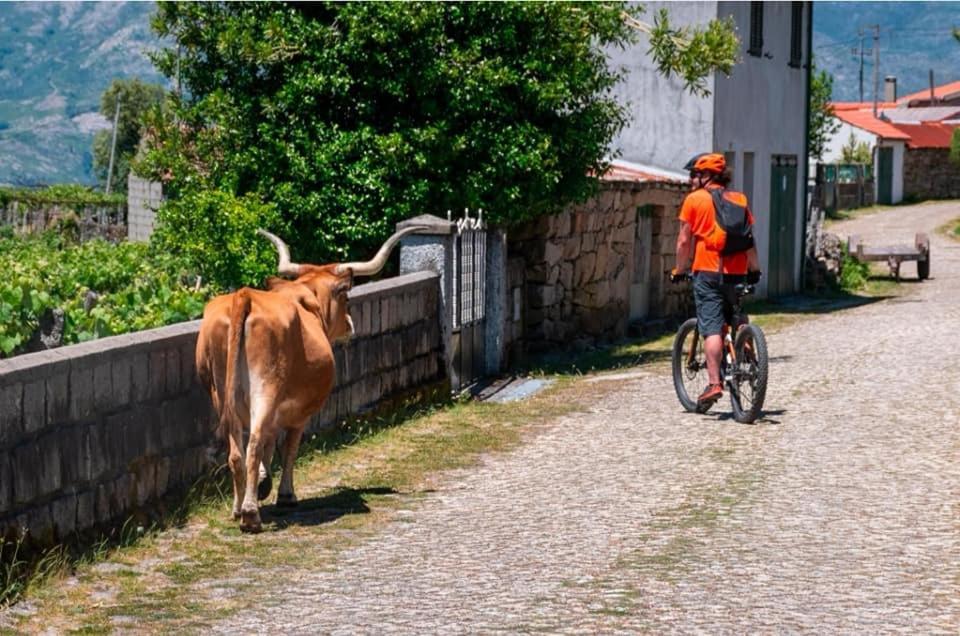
[693,273,726,389]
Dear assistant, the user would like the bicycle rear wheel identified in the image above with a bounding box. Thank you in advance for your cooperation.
[729,324,768,423]
[672,318,711,413]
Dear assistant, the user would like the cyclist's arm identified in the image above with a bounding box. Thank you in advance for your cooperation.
[675,221,694,272]
[746,245,760,272]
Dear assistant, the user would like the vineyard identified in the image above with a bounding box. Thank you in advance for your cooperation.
[0,230,212,358]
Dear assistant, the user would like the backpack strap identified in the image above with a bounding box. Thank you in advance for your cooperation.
[709,187,725,277]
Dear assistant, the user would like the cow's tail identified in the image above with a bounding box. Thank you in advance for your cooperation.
[219,289,251,441]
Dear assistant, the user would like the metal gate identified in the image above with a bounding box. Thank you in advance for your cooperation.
[450,210,487,393]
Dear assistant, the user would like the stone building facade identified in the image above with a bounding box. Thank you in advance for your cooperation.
[507,179,689,351]
[903,148,960,201]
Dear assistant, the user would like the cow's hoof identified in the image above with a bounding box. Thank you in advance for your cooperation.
[240,511,263,534]
[276,493,298,508]
[257,473,273,501]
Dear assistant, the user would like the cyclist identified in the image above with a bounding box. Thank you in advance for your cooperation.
[672,153,761,408]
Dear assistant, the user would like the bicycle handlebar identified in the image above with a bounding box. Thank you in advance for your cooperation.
[668,271,755,297]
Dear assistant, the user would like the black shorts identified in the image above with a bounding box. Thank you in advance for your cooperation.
[693,272,744,337]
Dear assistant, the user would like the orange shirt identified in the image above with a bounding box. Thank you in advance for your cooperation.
[678,184,755,275]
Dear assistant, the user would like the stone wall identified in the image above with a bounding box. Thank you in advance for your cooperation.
[127,175,163,242]
[0,201,126,242]
[508,181,689,350]
[903,148,960,201]
[0,271,444,547]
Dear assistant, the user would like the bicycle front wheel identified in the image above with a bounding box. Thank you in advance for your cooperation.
[672,318,710,413]
[729,324,769,423]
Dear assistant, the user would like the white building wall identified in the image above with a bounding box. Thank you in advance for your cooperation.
[606,2,717,172]
[823,120,878,164]
[713,1,809,294]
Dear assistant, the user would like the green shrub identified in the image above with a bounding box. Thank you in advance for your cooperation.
[150,189,282,290]
[0,232,211,357]
[143,2,739,263]
[0,185,125,208]
[839,245,870,291]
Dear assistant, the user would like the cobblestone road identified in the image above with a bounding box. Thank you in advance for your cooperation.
[215,202,960,634]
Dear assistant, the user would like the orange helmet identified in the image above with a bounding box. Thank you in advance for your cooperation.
[684,153,726,175]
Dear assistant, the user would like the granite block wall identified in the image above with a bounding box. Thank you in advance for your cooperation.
[903,148,960,201]
[508,180,689,350]
[0,271,444,547]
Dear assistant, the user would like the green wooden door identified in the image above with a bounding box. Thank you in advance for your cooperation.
[877,146,893,205]
[768,157,798,296]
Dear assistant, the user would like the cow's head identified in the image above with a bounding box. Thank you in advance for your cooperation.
[257,226,426,343]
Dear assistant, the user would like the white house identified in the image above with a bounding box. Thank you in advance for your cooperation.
[825,82,960,204]
[607,1,812,297]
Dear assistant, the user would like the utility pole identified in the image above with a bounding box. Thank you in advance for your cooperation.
[105,95,121,195]
[857,29,864,103]
[871,24,880,118]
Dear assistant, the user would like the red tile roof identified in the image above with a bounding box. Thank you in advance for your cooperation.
[892,122,957,149]
[599,160,686,184]
[832,108,911,140]
[831,101,897,112]
[897,80,960,105]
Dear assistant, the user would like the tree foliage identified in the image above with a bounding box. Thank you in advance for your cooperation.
[92,78,166,193]
[950,128,960,167]
[141,1,738,266]
[809,63,841,162]
[840,131,872,164]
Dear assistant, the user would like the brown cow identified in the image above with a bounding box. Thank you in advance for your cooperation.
[196,226,424,532]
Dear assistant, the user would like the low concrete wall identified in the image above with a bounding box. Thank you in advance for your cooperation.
[0,271,443,547]
[508,181,689,351]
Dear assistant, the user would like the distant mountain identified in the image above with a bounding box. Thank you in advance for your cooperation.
[813,2,960,103]
[1,2,958,186]
[0,1,164,186]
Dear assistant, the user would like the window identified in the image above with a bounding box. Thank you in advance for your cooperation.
[789,2,803,68]
[748,2,764,57]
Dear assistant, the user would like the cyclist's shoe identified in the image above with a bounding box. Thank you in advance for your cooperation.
[697,383,724,408]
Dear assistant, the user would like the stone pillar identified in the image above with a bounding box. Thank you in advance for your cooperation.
[398,215,508,390]
[484,228,507,375]
[398,214,457,385]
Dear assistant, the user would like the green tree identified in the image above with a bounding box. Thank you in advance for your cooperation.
[840,131,872,164]
[141,2,738,265]
[809,63,841,162]
[950,128,960,166]
[92,78,166,193]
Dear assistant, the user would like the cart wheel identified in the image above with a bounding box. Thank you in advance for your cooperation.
[915,233,930,280]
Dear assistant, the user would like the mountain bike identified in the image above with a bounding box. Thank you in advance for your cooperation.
[670,273,769,423]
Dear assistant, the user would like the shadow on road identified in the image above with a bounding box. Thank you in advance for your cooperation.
[714,408,787,425]
[261,486,398,529]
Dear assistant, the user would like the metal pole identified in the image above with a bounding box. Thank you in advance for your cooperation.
[105,96,121,194]
[858,29,864,103]
[872,25,880,118]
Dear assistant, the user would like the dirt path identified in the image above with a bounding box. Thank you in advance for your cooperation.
[200,201,960,633]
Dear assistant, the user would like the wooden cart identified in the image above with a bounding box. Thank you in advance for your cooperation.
[847,233,930,281]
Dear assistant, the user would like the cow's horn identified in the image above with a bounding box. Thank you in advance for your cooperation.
[335,225,429,277]
[257,229,302,277]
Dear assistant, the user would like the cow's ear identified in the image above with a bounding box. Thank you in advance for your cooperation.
[333,280,351,296]
[264,276,286,290]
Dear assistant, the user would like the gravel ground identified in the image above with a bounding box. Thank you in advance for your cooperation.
[202,201,960,633]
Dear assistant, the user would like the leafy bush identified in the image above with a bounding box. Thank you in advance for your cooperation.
[839,245,870,291]
[0,185,125,208]
[0,232,211,357]
[142,2,738,264]
[150,189,282,290]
